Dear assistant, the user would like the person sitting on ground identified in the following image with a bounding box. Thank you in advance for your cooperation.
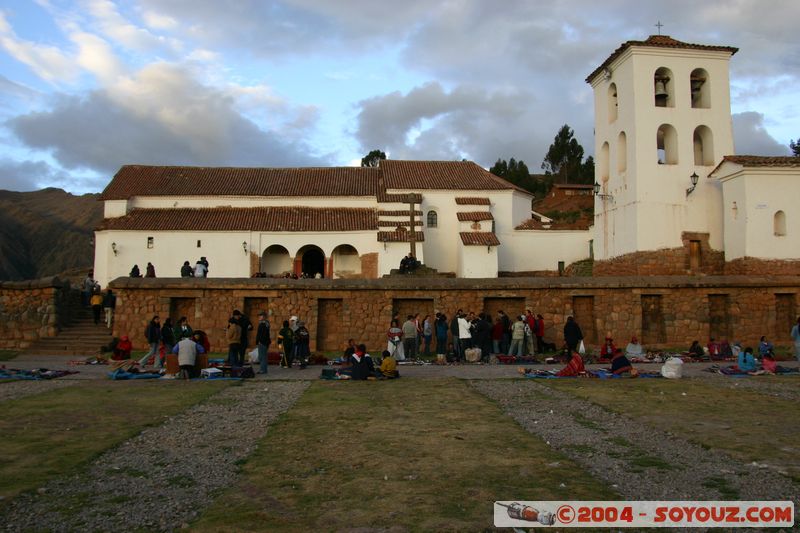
[758,336,774,359]
[399,253,420,274]
[343,338,357,359]
[113,335,133,360]
[707,337,722,360]
[129,264,141,277]
[556,349,586,377]
[688,340,705,359]
[173,332,206,379]
[719,337,733,358]
[349,344,375,380]
[377,349,399,379]
[610,348,633,375]
[598,336,616,362]
[194,259,208,278]
[180,261,194,277]
[625,336,644,358]
[145,262,156,278]
[737,346,757,373]
[757,351,796,374]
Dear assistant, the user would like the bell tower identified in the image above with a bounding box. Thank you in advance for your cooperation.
[586,35,738,261]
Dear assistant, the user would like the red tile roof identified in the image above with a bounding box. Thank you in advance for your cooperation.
[377,220,423,227]
[381,160,528,193]
[710,155,800,176]
[515,218,592,231]
[377,210,423,217]
[377,231,425,243]
[459,232,500,246]
[100,165,381,200]
[586,35,738,83]
[377,191,423,203]
[455,197,491,205]
[97,207,377,232]
[457,211,494,222]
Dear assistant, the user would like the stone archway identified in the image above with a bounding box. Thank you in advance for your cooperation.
[297,245,325,278]
[261,245,291,276]
[331,244,361,278]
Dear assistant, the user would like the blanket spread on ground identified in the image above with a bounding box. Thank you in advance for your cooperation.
[0,367,79,380]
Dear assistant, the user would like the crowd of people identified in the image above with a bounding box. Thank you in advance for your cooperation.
[82,271,116,328]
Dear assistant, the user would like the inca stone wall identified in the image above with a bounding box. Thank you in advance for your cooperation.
[108,276,800,354]
[0,277,76,350]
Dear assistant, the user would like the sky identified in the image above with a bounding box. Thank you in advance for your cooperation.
[0,0,797,193]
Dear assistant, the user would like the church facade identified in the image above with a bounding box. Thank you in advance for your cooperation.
[94,35,800,287]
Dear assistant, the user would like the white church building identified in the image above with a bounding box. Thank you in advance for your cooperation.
[93,35,800,286]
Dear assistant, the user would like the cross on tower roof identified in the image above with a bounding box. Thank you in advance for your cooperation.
[654,20,664,35]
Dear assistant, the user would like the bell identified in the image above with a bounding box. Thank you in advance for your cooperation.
[654,80,668,98]
[690,77,705,93]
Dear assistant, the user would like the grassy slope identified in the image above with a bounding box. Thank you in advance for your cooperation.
[193,378,616,531]
[0,380,228,499]
[542,377,800,478]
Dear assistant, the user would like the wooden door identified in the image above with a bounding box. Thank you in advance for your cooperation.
[708,294,730,340]
[641,295,666,344]
[317,299,344,352]
[572,296,596,344]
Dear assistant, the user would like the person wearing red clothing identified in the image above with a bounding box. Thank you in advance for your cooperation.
[491,317,504,354]
[556,350,585,377]
[598,336,616,362]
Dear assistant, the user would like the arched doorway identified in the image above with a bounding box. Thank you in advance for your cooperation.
[332,244,361,278]
[261,244,291,276]
[298,245,325,278]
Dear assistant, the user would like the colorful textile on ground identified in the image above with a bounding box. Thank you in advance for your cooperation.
[107,369,161,380]
[0,367,79,380]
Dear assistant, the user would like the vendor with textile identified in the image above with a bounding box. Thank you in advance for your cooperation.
[610,349,633,375]
[556,349,585,377]
[598,336,616,362]
[625,336,643,358]
[377,349,399,379]
[349,344,375,380]
[173,332,206,379]
[112,336,133,360]
[737,346,757,373]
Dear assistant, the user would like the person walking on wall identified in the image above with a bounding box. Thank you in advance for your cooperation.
[256,311,271,375]
[139,315,162,368]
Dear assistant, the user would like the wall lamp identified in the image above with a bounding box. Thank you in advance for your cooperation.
[242,241,248,254]
[593,181,614,202]
[111,242,117,256]
[686,172,699,197]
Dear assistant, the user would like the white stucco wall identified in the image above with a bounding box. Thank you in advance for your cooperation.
[379,242,423,276]
[591,45,735,260]
[503,230,592,272]
[719,168,800,260]
[458,245,498,278]
[104,200,129,218]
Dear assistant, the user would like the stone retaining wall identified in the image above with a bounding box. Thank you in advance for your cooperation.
[108,276,800,354]
[0,277,76,350]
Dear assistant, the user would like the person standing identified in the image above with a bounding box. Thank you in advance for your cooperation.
[474,313,492,362]
[256,311,271,375]
[174,316,193,340]
[234,310,252,365]
[161,317,176,355]
[387,319,404,361]
[422,314,433,356]
[563,315,583,353]
[102,289,116,329]
[508,315,526,357]
[402,315,418,360]
[278,319,294,367]
[458,312,472,352]
[90,289,103,325]
[293,320,310,369]
[226,317,242,366]
[535,314,546,354]
[525,310,537,355]
[82,271,96,308]
[450,310,462,362]
[435,313,448,358]
[145,262,156,277]
[792,317,800,362]
[139,316,161,368]
[498,310,511,354]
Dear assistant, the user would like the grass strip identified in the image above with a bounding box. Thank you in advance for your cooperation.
[541,378,800,477]
[0,380,228,500]
[193,378,616,531]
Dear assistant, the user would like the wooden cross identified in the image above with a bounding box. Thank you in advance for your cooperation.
[654,20,664,35]
[408,196,417,257]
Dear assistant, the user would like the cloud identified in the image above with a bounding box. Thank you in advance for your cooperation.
[0,158,104,192]
[9,63,325,175]
[83,0,182,54]
[732,112,790,156]
[0,12,74,83]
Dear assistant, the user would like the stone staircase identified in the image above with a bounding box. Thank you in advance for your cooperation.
[25,307,114,356]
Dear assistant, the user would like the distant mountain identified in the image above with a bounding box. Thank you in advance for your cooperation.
[0,188,102,281]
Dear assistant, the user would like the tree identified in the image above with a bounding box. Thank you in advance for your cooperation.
[790,138,800,157]
[541,124,593,184]
[361,149,386,167]
[489,157,530,189]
